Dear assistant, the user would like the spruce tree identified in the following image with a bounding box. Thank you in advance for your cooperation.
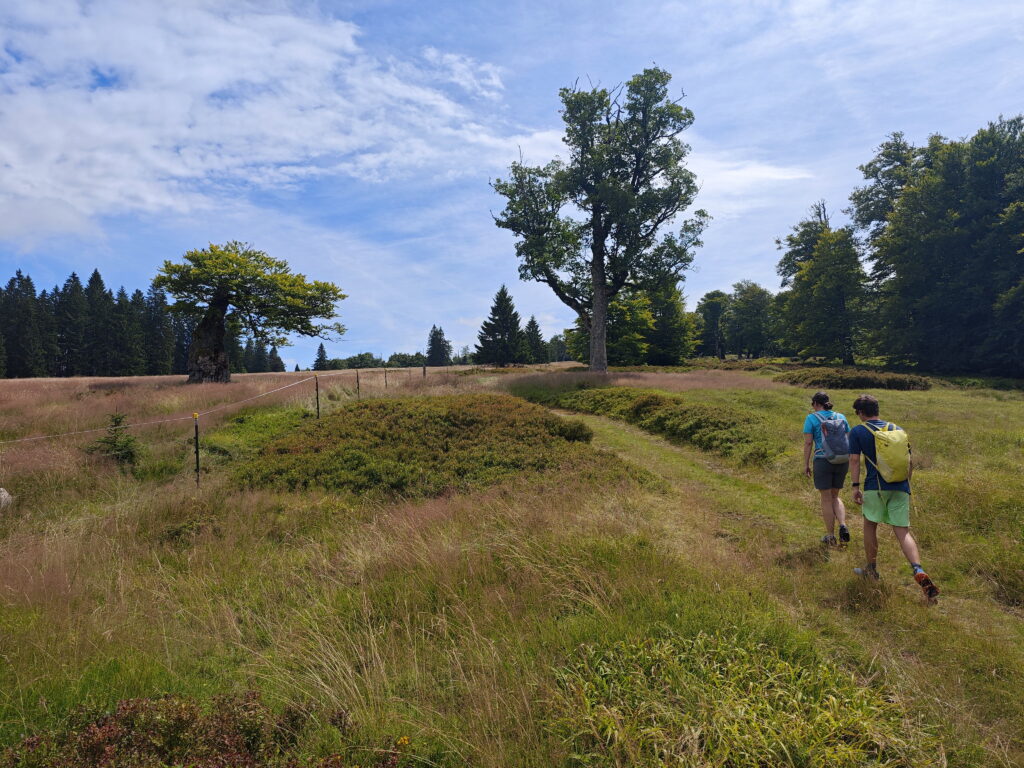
[475,286,525,366]
[85,270,115,375]
[2,271,46,377]
[268,345,286,372]
[294,363,301,372]
[37,288,60,376]
[0,328,6,378]
[523,316,547,364]
[313,343,328,371]
[108,288,145,376]
[252,340,270,372]
[426,325,453,366]
[143,283,175,375]
[224,314,247,373]
[171,313,196,375]
[242,338,256,372]
[57,273,89,376]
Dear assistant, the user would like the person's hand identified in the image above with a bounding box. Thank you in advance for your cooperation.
[853,489,864,505]
[804,465,812,478]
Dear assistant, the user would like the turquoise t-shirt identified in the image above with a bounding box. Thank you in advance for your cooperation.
[802,410,850,459]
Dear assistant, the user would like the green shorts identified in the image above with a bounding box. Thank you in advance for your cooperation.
[862,490,910,528]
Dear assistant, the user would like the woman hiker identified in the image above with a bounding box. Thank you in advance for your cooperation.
[803,391,852,547]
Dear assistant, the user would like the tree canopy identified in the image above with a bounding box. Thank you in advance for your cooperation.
[493,67,707,372]
[154,242,345,383]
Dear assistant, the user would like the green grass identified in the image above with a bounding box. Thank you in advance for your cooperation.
[551,628,937,767]
[2,373,1023,766]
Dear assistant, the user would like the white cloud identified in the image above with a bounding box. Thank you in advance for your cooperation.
[422,47,504,100]
[0,0,532,243]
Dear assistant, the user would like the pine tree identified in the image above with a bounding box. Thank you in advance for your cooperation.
[57,273,89,376]
[313,343,328,371]
[268,345,286,372]
[523,316,547,364]
[143,283,175,375]
[645,282,697,365]
[475,286,525,366]
[426,325,453,366]
[85,270,115,375]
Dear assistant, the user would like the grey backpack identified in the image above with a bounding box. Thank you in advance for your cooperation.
[814,412,850,464]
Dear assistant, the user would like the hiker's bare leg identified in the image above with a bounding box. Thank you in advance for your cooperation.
[819,489,836,535]
[893,526,922,565]
[863,519,879,564]
[830,488,847,528]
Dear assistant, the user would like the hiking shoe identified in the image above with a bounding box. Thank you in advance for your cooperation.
[838,525,851,544]
[821,534,838,548]
[915,571,940,603]
[854,565,880,581]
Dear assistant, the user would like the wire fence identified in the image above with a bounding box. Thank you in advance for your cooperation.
[0,365,466,487]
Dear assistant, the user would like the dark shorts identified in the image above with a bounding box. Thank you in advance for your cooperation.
[813,457,848,490]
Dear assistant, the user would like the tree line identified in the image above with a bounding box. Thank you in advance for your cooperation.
[597,116,1023,375]
[0,268,297,379]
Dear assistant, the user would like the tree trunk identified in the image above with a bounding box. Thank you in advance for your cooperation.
[187,299,230,383]
[590,285,609,373]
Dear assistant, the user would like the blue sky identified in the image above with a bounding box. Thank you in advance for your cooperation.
[1,0,1021,369]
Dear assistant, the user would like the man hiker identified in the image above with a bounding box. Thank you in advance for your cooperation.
[803,391,851,547]
[848,394,940,602]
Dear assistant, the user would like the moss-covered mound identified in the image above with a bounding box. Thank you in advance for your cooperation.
[235,394,593,497]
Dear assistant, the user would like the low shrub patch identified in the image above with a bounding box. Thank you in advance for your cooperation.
[774,367,932,391]
[235,394,594,497]
[516,385,783,463]
[0,691,424,768]
[550,628,938,767]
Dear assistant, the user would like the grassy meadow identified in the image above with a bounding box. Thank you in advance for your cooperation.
[0,366,1022,766]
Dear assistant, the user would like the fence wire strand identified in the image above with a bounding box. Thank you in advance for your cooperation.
[0,373,329,446]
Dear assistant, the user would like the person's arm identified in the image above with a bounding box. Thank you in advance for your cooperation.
[849,453,863,505]
[803,433,813,477]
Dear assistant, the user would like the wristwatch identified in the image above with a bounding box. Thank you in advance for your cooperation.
[852,482,860,487]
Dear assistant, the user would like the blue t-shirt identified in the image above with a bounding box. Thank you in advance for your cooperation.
[849,420,911,493]
[802,410,850,459]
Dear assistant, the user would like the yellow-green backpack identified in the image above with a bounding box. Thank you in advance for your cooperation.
[865,422,911,483]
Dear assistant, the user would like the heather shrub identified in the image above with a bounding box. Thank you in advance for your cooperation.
[517,385,783,463]
[232,394,595,496]
[0,691,425,768]
[774,367,932,391]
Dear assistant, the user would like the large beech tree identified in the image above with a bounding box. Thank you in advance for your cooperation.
[493,67,707,372]
[155,242,345,383]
